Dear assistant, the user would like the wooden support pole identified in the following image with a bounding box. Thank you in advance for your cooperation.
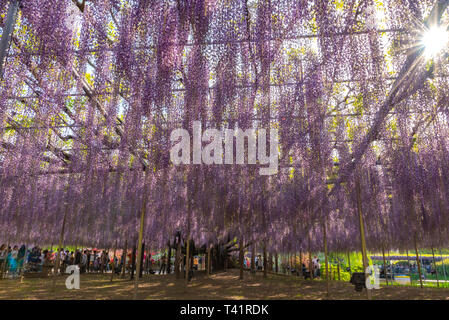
[337,253,341,281]
[355,177,371,299]
[308,235,313,280]
[130,244,136,280]
[268,252,272,272]
[440,249,447,280]
[382,244,388,286]
[323,218,329,295]
[52,204,68,290]
[294,252,297,273]
[431,247,439,287]
[209,247,213,275]
[414,236,423,289]
[133,185,147,298]
[406,248,412,285]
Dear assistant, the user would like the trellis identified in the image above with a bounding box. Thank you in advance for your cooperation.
[1,0,449,296]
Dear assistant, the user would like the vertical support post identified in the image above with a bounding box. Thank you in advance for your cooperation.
[133,172,148,298]
[308,235,313,280]
[406,248,413,285]
[293,253,297,273]
[52,203,68,290]
[323,218,329,296]
[133,200,146,298]
[431,247,439,287]
[382,244,388,286]
[440,249,447,281]
[414,236,423,289]
[355,176,371,299]
[337,254,341,281]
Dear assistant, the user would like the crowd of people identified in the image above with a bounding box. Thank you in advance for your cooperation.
[281,256,322,280]
[0,244,161,279]
[1,244,321,280]
[0,244,202,279]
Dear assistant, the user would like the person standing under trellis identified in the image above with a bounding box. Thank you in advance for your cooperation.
[0,244,6,273]
[8,246,19,278]
[81,250,88,273]
[159,254,167,274]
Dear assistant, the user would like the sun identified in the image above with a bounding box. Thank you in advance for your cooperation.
[421,26,449,60]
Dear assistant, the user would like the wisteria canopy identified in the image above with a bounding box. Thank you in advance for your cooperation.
[1,0,449,256]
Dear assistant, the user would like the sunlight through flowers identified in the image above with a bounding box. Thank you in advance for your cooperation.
[421,25,449,60]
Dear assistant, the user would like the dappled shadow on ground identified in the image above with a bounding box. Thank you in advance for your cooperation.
[1,270,449,300]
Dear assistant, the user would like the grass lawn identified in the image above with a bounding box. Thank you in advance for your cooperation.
[1,270,449,300]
